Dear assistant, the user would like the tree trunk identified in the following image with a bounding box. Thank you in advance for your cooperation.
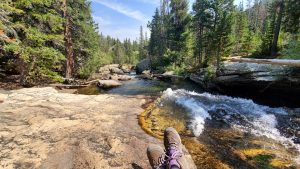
[18,55,27,86]
[198,26,203,65]
[216,46,221,71]
[271,0,284,57]
[63,0,74,79]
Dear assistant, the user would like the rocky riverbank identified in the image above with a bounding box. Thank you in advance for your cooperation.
[0,87,195,169]
[190,61,300,107]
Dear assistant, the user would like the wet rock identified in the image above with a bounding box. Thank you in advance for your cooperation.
[296,131,300,138]
[118,75,132,81]
[151,127,159,131]
[136,70,153,80]
[190,62,300,107]
[97,80,122,89]
[152,121,158,126]
[142,70,151,75]
[110,75,132,81]
[163,71,174,76]
[151,118,157,122]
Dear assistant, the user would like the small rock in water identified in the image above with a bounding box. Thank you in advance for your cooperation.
[152,121,158,126]
[97,80,122,89]
[296,131,300,138]
[152,127,159,131]
[151,118,158,122]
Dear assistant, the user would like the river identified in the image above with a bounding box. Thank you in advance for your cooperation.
[78,75,300,169]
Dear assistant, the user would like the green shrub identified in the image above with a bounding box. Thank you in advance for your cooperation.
[279,38,300,59]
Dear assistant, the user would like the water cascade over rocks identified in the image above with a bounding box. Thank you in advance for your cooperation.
[146,88,300,167]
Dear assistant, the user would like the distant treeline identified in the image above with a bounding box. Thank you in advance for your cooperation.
[147,0,300,74]
[0,0,143,85]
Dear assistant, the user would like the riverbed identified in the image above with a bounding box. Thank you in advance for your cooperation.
[79,76,300,169]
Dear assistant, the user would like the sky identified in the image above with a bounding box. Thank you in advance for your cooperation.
[91,0,243,41]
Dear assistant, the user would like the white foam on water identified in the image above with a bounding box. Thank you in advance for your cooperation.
[176,97,211,137]
[162,88,211,137]
[251,114,280,141]
[161,88,300,163]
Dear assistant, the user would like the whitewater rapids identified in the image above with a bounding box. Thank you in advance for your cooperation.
[160,88,300,163]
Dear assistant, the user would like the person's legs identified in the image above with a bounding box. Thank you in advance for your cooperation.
[147,144,166,169]
[164,127,188,169]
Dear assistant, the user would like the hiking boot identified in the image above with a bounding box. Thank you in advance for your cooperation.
[147,144,166,169]
[164,127,188,169]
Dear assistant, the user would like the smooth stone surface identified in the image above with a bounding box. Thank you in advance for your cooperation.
[0,87,157,169]
[97,80,122,89]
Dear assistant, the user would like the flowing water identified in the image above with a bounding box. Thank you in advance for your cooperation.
[77,76,300,168]
[141,88,300,168]
[77,76,201,96]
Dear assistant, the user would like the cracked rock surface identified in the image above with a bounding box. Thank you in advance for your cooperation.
[0,87,161,169]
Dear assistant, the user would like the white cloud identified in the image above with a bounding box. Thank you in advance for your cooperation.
[92,0,149,22]
[137,0,160,5]
[92,15,111,26]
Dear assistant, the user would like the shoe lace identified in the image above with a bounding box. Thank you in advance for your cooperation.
[155,144,183,169]
[166,144,182,166]
[155,154,167,169]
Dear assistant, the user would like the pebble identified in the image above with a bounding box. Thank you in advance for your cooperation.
[152,127,159,131]
[151,119,157,122]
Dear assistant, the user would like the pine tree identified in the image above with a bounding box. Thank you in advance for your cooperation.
[148,8,165,67]
[168,0,190,67]
[112,40,125,64]
[270,0,284,57]
[160,0,170,50]
[1,0,109,82]
[260,0,283,57]
[283,0,300,35]
[139,25,145,60]
[212,0,234,70]
[192,0,214,65]
[233,3,248,54]
[2,0,65,85]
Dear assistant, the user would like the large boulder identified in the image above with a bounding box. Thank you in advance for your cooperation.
[97,80,122,89]
[110,74,132,81]
[189,62,300,107]
[98,67,110,75]
[89,73,110,81]
[98,64,120,74]
[163,71,174,76]
[110,67,124,74]
[136,59,151,74]
[120,65,132,73]
[136,70,153,80]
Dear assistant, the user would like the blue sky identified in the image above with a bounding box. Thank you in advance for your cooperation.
[91,0,243,41]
